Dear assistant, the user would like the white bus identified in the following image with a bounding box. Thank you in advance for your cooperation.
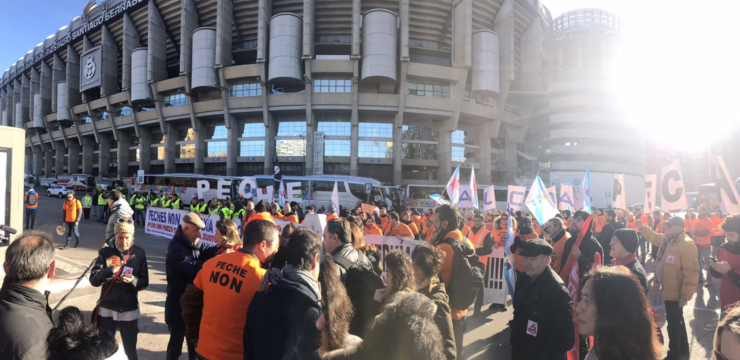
[237,175,387,211]
[133,174,237,201]
[405,183,509,211]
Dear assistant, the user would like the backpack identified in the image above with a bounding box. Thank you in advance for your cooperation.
[333,251,385,337]
[440,238,486,310]
[27,192,37,206]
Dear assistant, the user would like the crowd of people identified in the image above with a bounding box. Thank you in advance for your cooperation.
[6,185,740,359]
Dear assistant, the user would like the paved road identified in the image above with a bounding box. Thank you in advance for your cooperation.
[3,193,721,359]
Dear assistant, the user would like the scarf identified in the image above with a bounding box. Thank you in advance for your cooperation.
[611,253,637,266]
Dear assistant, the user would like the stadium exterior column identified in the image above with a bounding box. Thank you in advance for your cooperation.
[194,120,205,175]
[164,122,177,174]
[55,142,66,175]
[67,139,80,175]
[34,146,44,178]
[438,126,452,184]
[45,148,54,176]
[117,133,130,180]
[138,131,151,174]
[81,137,95,175]
[479,121,492,184]
[227,123,238,176]
[98,134,111,176]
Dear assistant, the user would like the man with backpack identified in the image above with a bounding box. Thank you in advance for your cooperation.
[430,204,484,360]
[323,217,384,337]
[24,186,39,229]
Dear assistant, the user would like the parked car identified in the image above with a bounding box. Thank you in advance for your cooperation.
[40,178,56,187]
[47,185,74,198]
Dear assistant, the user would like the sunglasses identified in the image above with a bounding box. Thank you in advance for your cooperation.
[117,218,134,224]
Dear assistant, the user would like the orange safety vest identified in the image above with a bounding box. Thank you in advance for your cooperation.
[470,226,491,264]
[711,215,725,237]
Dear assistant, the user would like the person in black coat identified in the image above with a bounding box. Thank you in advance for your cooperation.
[244,227,323,360]
[90,222,149,360]
[511,239,574,360]
[597,209,622,265]
[608,228,648,293]
[565,211,605,280]
[164,213,218,360]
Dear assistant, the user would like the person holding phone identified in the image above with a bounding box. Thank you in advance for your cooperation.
[89,221,149,360]
[710,214,740,316]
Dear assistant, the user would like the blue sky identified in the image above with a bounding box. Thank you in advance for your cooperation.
[0,0,82,71]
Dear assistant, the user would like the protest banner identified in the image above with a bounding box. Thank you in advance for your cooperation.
[613,174,627,209]
[363,235,507,306]
[145,208,220,246]
[661,161,688,211]
[361,203,376,214]
[272,214,327,239]
[643,174,657,215]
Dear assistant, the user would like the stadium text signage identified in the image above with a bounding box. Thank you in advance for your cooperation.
[1,0,148,88]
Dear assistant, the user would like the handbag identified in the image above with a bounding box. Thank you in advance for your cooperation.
[91,245,134,326]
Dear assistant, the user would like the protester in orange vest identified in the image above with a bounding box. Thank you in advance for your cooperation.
[280,203,299,223]
[711,208,726,258]
[61,192,83,249]
[326,203,338,221]
[429,204,474,359]
[685,210,698,238]
[181,219,279,360]
[401,211,419,238]
[543,217,571,273]
[243,201,275,234]
[593,209,607,237]
[363,217,383,236]
[469,213,495,316]
[422,214,436,241]
[24,186,39,230]
[411,209,422,232]
[378,206,391,234]
[387,212,414,240]
[695,205,715,287]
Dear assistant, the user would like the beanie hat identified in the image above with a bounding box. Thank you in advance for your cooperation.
[613,228,639,254]
[114,222,135,236]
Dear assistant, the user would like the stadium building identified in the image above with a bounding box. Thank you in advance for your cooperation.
[5,0,634,189]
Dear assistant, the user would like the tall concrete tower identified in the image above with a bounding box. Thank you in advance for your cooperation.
[527,9,644,208]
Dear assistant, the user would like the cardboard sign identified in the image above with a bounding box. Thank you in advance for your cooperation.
[361,204,376,214]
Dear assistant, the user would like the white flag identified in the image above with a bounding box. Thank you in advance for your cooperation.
[711,155,740,213]
[559,185,575,211]
[660,161,688,212]
[331,181,340,212]
[613,174,627,209]
[644,174,657,215]
[507,185,526,211]
[524,175,560,225]
[483,185,496,210]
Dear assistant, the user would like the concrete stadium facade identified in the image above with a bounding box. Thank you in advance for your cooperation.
[7,0,557,186]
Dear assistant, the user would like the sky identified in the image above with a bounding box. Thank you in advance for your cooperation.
[1,0,738,149]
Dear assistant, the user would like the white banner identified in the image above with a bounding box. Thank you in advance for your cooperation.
[483,185,497,210]
[363,235,507,306]
[558,185,575,211]
[613,174,627,209]
[507,186,526,211]
[661,161,688,211]
[546,186,557,205]
[711,155,740,213]
[644,174,657,215]
[145,208,220,246]
[455,185,479,209]
[274,214,327,239]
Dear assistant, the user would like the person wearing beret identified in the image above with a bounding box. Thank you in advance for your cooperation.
[511,238,575,360]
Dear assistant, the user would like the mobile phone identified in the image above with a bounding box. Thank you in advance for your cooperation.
[710,256,717,262]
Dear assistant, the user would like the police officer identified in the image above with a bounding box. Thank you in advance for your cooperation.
[218,200,232,221]
[511,238,575,359]
[171,194,182,210]
[82,191,93,220]
[97,190,109,223]
[162,193,172,209]
[189,196,199,212]
[196,198,208,214]
[150,192,161,208]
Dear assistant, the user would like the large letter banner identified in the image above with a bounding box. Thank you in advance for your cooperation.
[363,235,507,306]
[711,155,740,214]
[507,186,526,211]
[661,161,688,211]
[559,185,575,211]
[613,174,627,209]
[145,208,220,246]
[483,185,496,210]
[456,185,477,208]
[644,175,657,215]
[546,186,557,205]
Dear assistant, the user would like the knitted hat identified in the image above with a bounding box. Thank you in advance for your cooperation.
[613,228,639,254]
[114,222,135,236]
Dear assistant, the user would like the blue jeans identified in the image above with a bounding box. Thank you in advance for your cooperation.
[97,205,106,222]
[697,247,711,281]
[134,209,145,226]
[25,208,36,229]
[65,222,81,246]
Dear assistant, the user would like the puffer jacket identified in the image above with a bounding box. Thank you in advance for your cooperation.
[90,245,149,312]
[641,226,699,302]
[106,199,134,241]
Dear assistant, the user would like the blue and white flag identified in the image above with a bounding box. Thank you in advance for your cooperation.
[581,167,592,212]
[429,194,450,205]
[278,179,287,206]
[524,174,560,225]
[469,170,479,209]
[504,208,517,297]
[446,165,461,204]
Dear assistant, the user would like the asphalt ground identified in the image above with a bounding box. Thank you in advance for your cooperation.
[0,192,721,359]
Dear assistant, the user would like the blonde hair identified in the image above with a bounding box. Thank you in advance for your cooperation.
[216,219,241,248]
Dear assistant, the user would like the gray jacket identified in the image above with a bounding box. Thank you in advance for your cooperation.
[106,199,134,241]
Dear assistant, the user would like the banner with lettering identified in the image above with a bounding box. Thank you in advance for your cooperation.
[145,208,220,246]
[273,214,327,239]
[363,235,507,306]
[660,161,688,211]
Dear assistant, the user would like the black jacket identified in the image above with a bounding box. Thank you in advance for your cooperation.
[90,245,149,312]
[617,258,649,294]
[330,243,384,337]
[165,226,218,327]
[511,266,574,360]
[419,279,457,360]
[244,266,321,360]
[561,230,603,279]
[597,221,622,264]
[0,282,54,360]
